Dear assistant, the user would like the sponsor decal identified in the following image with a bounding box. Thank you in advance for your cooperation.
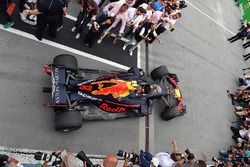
[79,85,92,91]
[78,91,102,101]
[99,103,126,113]
[91,79,138,98]
[77,79,95,86]
[52,68,60,104]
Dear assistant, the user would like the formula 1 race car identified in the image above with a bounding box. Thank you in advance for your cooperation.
[43,54,186,131]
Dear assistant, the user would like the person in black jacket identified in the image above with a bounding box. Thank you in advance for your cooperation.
[228,26,250,43]
[122,22,160,56]
[0,0,14,28]
[25,0,67,40]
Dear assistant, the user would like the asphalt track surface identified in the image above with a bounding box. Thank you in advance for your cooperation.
[0,0,249,162]
[0,0,138,67]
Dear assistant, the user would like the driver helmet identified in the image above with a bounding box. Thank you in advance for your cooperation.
[127,81,139,91]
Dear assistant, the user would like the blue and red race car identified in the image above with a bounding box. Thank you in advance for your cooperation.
[43,54,186,131]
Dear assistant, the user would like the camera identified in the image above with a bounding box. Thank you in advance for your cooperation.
[212,157,224,167]
[179,0,187,9]
[76,151,100,167]
[34,152,61,167]
[117,150,137,160]
[0,154,9,167]
[184,149,195,161]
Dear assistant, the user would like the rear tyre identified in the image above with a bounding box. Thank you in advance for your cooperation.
[53,54,78,70]
[161,106,180,121]
[150,65,169,80]
[55,110,82,131]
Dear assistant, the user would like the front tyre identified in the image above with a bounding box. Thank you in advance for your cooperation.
[55,110,83,132]
[161,106,180,121]
[150,65,169,80]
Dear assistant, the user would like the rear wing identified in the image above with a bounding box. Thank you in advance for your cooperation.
[51,66,67,104]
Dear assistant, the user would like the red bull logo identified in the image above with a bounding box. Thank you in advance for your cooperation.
[91,79,138,98]
[79,85,93,91]
[99,103,126,113]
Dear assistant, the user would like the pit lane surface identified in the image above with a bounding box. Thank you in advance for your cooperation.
[149,0,249,161]
[0,30,141,155]
[0,0,248,162]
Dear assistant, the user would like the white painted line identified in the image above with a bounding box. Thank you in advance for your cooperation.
[185,0,235,35]
[137,45,141,68]
[65,14,77,21]
[0,26,130,70]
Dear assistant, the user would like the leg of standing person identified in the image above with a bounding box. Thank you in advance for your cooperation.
[48,15,59,39]
[75,15,90,39]
[123,37,137,50]
[72,11,86,32]
[245,54,250,61]
[243,41,250,49]
[57,11,64,32]
[2,0,14,28]
[128,41,142,56]
[97,25,112,43]
[229,34,241,43]
[35,15,46,40]
[228,33,240,42]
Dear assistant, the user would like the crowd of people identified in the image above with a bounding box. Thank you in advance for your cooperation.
[0,0,186,55]
[227,22,250,61]
[0,140,208,167]
[209,71,250,167]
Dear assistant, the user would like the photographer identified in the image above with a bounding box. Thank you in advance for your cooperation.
[119,150,152,167]
[35,150,85,167]
[0,154,21,167]
[150,140,186,167]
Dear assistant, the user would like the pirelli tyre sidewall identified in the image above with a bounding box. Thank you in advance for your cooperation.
[150,65,169,80]
[53,54,78,71]
[55,111,83,132]
[161,105,180,121]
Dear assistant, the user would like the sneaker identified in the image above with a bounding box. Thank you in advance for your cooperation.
[71,26,77,32]
[57,25,63,32]
[3,22,14,29]
[20,12,26,20]
[129,50,133,56]
[97,39,102,44]
[122,45,127,50]
[75,33,80,39]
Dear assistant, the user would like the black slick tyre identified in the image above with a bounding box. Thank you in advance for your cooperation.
[151,65,169,80]
[161,106,180,121]
[55,110,82,132]
[53,54,78,70]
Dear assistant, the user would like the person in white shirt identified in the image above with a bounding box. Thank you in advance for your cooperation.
[123,7,146,37]
[139,3,154,23]
[122,22,160,56]
[151,140,186,167]
[96,4,129,44]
